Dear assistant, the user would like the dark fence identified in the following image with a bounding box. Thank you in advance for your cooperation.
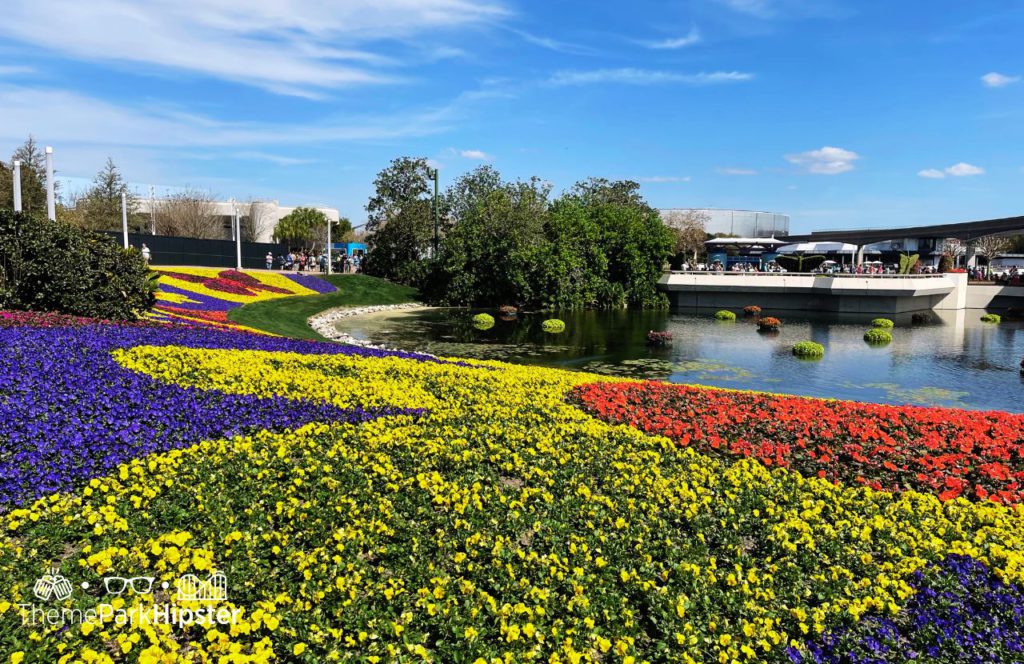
[103,232,286,270]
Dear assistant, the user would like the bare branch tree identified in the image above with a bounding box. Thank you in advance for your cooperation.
[972,234,1012,269]
[154,188,221,239]
[663,210,710,262]
[241,200,274,242]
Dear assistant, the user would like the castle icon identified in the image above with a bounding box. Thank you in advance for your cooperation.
[175,570,227,601]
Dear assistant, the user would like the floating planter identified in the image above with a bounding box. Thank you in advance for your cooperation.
[542,319,566,333]
[472,313,495,330]
[864,328,892,344]
[743,305,762,315]
[757,316,781,331]
[715,310,736,321]
[981,313,1002,323]
[792,341,825,358]
[646,330,673,346]
[871,318,894,328]
[499,305,518,317]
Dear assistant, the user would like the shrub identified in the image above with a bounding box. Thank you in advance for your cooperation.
[715,310,736,321]
[0,209,156,319]
[542,318,565,333]
[646,330,673,346]
[743,305,762,315]
[864,328,892,344]
[980,313,1001,323]
[792,341,825,358]
[472,313,494,330]
[871,318,894,328]
[757,316,781,330]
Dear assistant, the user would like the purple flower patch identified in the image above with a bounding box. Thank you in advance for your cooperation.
[790,554,1024,664]
[283,273,338,294]
[0,321,428,509]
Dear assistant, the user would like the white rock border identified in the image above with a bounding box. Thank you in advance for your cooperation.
[308,302,428,351]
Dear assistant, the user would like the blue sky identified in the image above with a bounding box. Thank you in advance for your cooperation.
[0,0,1021,233]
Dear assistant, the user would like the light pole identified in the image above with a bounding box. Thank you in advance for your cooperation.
[44,146,56,221]
[326,218,333,275]
[12,160,22,212]
[121,191,129,249]
[426,167,439,258]
[234,203,242,270]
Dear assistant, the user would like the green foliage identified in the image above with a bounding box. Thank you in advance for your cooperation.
[472,313,495,330]
[980,313,1001,323]
[715,310,736,321]
[0,137,49,216]
[871,318,894,328]
[541,318,566,333]
[938,254,954,273]
[898,254,920,274]
[365,157,437,285]
[0,209,155,319]
[273,207,330,250]
[425,171,671,310]
[792,341,825,358]
[864,328,893,344]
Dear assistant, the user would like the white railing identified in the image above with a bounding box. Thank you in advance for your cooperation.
[666,271,946,279]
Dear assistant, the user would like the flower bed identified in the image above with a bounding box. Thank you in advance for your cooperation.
[2,312,1024,662]
[570,380,1024,504]
[152,267,335,331]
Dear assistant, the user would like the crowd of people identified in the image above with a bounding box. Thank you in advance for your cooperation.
[264,250,364,274]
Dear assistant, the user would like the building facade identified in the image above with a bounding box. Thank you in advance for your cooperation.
[136,199,340,244]
[660,208,790,238]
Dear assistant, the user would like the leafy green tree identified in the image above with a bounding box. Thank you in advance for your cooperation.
[273,207,330,251]
[1,136,49,214]
[530,199,608,309]
[364,157,436,283]
[74,158,145,232]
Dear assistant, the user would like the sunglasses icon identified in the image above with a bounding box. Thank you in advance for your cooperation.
[103,576,155,595]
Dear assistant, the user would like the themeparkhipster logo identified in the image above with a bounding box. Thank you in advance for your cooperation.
[17,566,241,628]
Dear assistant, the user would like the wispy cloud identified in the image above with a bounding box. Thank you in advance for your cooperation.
[548,68,753,86]
[981,72,1021,88]
[0,65,35,76]
[716,0,774,17]
[0,0,508,96]
[459,149,491,160]
[232,151,315,166]
[718,167,757,175]
[507,28,594,55]
[785,146,859,174]
[642,27,702,49]
[919,162,985,178]
[637,175,691,183]
[713,0,848,20]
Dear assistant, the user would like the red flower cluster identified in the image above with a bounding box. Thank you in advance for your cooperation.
[160,270,292,296]
[0,311,163,329]
[570,382,1024,504]
[155,306,231,325]
[757,316,782,330]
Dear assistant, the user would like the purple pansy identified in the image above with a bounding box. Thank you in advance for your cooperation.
[283,273,338,294]
[0,320,433,509]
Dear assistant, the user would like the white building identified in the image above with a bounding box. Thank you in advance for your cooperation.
[136,199,340,244]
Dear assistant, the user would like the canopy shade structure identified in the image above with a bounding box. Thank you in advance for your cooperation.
[705,237,788,246]
[777,242,858,254]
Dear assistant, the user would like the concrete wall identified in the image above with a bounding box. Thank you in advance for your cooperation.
[966,284,1024,310]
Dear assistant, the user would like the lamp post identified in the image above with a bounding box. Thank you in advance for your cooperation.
[12,160,22,212]
[326,218,332,275]
[426,166,439,258]
[234,203,242,270]
[121,191,129,249]
[44,147,56,221]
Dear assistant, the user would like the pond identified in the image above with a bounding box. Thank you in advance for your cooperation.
[336,308,1024,412]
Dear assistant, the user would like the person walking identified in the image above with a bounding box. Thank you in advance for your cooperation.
[265,252,273,270]
[141,243,151,264]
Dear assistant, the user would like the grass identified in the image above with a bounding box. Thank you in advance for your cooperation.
[227,273,420,340]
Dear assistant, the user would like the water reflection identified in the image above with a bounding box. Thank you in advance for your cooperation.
[336,307,1024,412]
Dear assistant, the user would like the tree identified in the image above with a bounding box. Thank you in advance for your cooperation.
[241,200,274,243]
[444,165,503,224]
[569,177,648,208]
[365,157,436,283]
[70,158,146,232]
[154,188,221,238]
[2,137,49,215]
[972,235,1012,274]
[663,210,710,265]
[273,207,330,251]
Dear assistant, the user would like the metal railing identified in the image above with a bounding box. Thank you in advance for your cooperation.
[666,270,947,279]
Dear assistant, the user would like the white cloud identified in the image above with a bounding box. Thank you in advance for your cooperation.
[459,149,491,160]
[232,151,315,166]
[0,65,35,76]
[637,175,691,183]
[507,28,594,55]
[785,145,859,174]
[717,0,774,17]
[548,68,753,86]
[944,162,985,176]
[917,162,986,178]
[981,72,1021,88]
[717,167,757,175]
[0,0,507,96]
[644,27,702,49]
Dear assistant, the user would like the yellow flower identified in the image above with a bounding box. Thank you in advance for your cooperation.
[293,643,306,656]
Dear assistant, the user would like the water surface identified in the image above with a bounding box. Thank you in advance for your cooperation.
[337,308,1024,412]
